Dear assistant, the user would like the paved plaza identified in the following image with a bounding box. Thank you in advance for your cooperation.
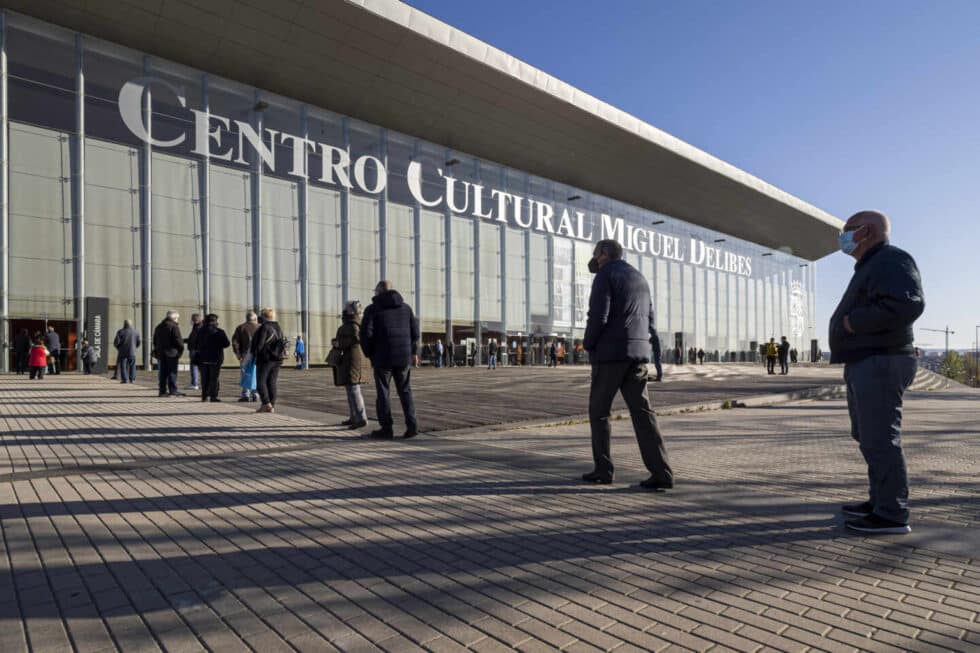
[1,373,979,652]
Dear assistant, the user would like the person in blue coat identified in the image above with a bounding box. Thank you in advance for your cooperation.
[581,239,672,491]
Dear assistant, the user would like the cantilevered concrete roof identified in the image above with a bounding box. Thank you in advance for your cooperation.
[5,0,844,259]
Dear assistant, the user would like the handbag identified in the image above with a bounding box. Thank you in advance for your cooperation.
[325,346,344,367]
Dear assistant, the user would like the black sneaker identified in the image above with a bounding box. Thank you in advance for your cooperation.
[581,471,613,484]
[637,477,673,492]
[403,429,419,439]
[842,501,874,517]
[348,420,367,430]
[210,397,222,402]
[364,429,393,440]
[340,418,353,426]
[845,514,910,535]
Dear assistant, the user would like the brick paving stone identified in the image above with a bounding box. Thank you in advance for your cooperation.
[2,376,979,652]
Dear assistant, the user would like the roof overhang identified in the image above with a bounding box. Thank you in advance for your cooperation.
[4,0,843,259]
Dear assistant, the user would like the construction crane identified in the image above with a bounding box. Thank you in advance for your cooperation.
[920,327,955,358]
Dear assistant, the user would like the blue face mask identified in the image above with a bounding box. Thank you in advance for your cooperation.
[838,226,864,255]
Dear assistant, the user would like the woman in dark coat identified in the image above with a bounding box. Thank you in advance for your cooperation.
[195,314,230,402]
[13,328,31,375]
[333,301,367,429]
[250,307,285,413]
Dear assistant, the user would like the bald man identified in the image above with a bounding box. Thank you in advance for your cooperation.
[829,210,924,534]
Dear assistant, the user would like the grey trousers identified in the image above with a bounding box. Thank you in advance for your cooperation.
[346,384,366,423]
[589,360,672,483]
[844,354,917,524]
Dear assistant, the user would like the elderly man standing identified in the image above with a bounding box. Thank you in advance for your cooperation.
[581,239,673,490]
[113,320,141,383]
[361,280,420,439]
[152,310,184,397]
[232,311,260,402]
[830,210,924,534]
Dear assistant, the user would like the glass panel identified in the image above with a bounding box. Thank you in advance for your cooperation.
[260,176,300,340]
[349,195,380,304]
[505,229,526,332]
[419,209,445,333]
[387,203,416,307]
[209,167,252,319]
[479,222,501,323]
[8,123,73,320]
[451,215,474,323]
[308,187,342,363]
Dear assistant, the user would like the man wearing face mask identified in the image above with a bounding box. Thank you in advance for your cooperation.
[829,210,924,534]
[581,239,673,490]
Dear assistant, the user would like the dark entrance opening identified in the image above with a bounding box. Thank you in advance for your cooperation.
[8,318,78,372]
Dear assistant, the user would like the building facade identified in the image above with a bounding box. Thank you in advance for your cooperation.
[0,9,821,371]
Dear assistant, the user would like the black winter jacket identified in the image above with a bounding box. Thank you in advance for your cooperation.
[829,242,924,365]
[361,290,420,369]
[584,259,655,363]
[152,319,183,359]
[195,325,230,365]
[250,320,284,364]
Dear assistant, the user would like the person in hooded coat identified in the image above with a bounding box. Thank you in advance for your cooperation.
[360,281,420,439]
[195,313,230,402]
[332,301,368,429]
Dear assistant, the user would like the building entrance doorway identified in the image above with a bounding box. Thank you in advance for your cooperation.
[8,318,78,373]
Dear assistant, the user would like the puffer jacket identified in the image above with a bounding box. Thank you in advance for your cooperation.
[360,290,419,369]
[829,242,924,365]
[332,316,367,386]
[583,259,655,363]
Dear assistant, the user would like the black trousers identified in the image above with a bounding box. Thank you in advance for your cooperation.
[779,356,789,374]
[200,363,222,400]
[14,352,28,374]
[374,366,418,433]
[766,357,776,374]
[30,366,45,380]
[158,356,179,395]
[589,360,672,483]
[256,361,281,406]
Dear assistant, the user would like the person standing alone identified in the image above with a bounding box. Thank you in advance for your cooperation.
[361,280,420,439]
[831,210,924,534]
[113,320,140,383]
[581,239,672,491]
[13,328,30,375]
[487,339,498,370]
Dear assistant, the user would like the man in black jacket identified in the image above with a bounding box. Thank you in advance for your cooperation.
[152,311,184,397]
[830,210,924,535]
[582,239,672,490]
[778,336,790,374]
[361,280,420,439]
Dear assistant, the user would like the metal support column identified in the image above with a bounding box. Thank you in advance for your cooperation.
[140,56,153,371]
[412,142,421,321]
[378,128,387,281]
[498,168,507,339]
[250,90,262,311]
[473,162,481,363]
[0,13,8,373]
[340,118,350,304]
[72,34,85,369]
[199,74,210,314]
[443,149,452,347]
[523,228,531,362]
[298,106,310,368]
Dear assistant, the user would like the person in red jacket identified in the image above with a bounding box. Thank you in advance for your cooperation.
[28,339,49,380]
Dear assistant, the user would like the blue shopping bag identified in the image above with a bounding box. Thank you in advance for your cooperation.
[240,358,257,391]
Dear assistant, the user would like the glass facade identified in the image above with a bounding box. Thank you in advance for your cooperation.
[0,12,819,370]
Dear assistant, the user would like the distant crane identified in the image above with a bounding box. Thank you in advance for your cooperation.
[920,327,955,358]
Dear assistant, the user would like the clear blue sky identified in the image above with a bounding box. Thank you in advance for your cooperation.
[406,0,980,350]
